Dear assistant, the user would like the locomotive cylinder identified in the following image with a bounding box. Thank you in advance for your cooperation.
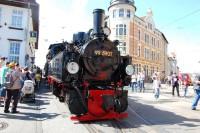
[93,9,105,38]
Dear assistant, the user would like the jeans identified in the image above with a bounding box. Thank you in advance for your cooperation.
[131,82,137,92]
[0,84,6,97]
[192,89,200,108]
[140,80,145,92]
[137,81,140,90]
[154,88,160,99]
[184,85,188,97]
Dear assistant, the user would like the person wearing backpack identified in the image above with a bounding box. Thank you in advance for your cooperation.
[4,62,22,113]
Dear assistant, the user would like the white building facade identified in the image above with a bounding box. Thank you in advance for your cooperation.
[108,0,136,56]
[0,0,39,67]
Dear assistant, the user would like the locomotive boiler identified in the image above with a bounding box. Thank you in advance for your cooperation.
[45,9,134,121]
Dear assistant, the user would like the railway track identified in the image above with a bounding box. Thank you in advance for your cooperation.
[83,123,103,133]
[81,105,155,133]
[127,105,157,133]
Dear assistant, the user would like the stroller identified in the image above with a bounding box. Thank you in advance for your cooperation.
[20,80,35,103]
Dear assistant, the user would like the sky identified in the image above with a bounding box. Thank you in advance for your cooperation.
[35,0,200,73]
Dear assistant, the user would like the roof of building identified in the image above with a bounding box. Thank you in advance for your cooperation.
[140,16,146,20]
[161,33,168,44]
[110,0,135,4]
[108,0,136,10]
[0,0,39,49]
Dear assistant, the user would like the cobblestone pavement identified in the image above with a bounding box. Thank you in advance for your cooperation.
[0,83,199,133]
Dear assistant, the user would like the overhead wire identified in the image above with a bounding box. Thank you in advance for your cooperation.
[161,8,200,29]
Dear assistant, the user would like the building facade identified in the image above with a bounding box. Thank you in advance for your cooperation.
[0,0,39,67]
[107,0,168,80]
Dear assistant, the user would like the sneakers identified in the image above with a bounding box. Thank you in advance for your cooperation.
[4,110,10,113]
[192,107,196,110]
[4,110,20,113]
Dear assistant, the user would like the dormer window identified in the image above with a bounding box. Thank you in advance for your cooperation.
[119,8,124,17]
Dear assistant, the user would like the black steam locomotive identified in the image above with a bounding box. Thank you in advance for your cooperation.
[44,9,134,121]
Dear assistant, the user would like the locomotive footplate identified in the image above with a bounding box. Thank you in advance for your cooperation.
[71,111,128,121]
[70,89,128,121]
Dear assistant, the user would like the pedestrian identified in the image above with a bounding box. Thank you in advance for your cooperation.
[35,69,42,90]
[171,73,180,97]
[182,75,190,97]
[131,73,137,92]
[178,72,183,90]
[152,72,161,99]
[0,62,10,85]
[0,57,6,68]
[0,62,10,107]
[140,71,145,92]
[23,67,32,81]
[191,74,200,110]
[4,62,22,113]
[166,75,172,88]
[0,57,7,83]
[137,72,141,92]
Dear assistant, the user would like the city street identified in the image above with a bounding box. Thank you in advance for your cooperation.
[0,83,199,133]
[1,1,200,133]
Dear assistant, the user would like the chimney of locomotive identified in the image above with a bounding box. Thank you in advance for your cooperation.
[93,9,105,38]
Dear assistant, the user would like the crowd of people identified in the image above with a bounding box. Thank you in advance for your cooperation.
[130,70,200,110]
[130,71,145,93]
[0,57,42,113]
